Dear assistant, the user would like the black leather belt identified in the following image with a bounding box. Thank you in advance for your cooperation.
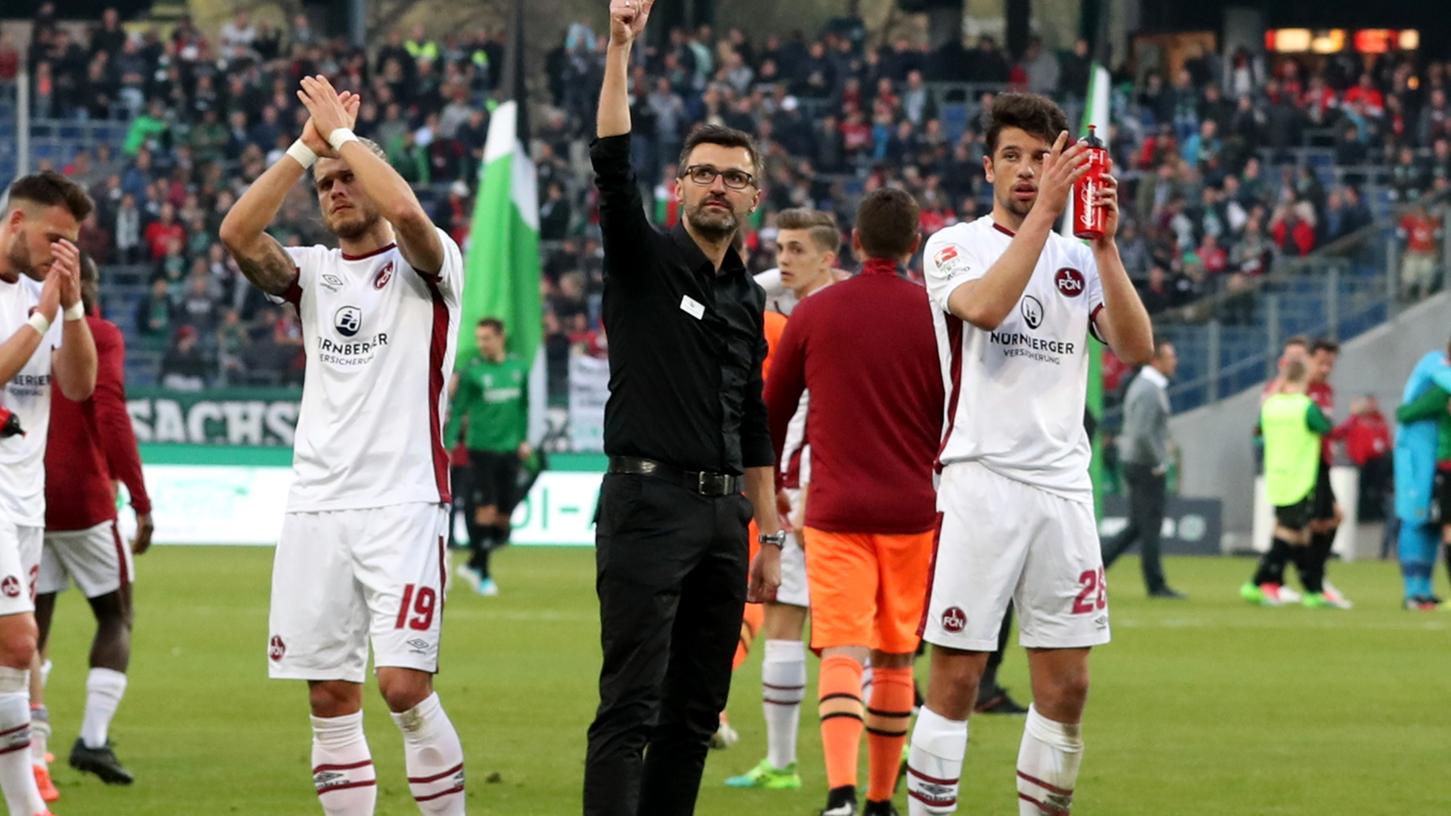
[607,456,743,496]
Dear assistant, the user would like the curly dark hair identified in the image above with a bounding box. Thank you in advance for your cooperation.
[983,93,1070,156]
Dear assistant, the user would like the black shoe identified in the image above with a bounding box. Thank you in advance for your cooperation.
[70,737,134,784]
[975,688,1029,715]
[820,785,857,815]
[1149,587,1187,600]
[863,800,900,816]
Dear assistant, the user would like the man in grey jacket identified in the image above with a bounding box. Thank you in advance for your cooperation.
[1104,340,1186,598]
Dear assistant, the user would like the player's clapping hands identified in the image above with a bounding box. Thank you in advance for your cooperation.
[296,77,361,157]
[609,0,655,46]
[1035,132,1091,218]
[49,238,82,309]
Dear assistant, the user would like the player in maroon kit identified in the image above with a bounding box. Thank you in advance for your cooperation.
[32,254,151,793]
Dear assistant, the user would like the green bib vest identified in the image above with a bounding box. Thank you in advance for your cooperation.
[1261,393,1320,506]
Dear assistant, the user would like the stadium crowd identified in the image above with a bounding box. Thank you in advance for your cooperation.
[5,6,1450,392]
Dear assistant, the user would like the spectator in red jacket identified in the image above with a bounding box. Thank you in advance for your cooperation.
[1270,201,1316,256]
[142,202,185,261]
[1330,395,1394,522]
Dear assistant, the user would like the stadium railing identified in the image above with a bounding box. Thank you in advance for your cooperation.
[1115,190,1451,421]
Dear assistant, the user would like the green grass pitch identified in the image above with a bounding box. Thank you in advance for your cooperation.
[34,546,1450,814]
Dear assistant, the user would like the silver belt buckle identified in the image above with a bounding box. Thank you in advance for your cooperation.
[697,472,712,494]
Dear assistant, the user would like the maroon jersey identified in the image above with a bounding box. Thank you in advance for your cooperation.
[764,259,945,534]
[44,316,150,532]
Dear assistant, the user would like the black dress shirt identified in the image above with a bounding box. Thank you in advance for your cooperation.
[590,133,773,475]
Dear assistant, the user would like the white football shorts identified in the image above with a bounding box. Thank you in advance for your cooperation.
[268,502,449,682]
[0,519,41,616]
[777,487,809,608]
[921,462,1110,651]
[40,520,134,598]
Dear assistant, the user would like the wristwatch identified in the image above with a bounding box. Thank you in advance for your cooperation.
[758,530,787,549]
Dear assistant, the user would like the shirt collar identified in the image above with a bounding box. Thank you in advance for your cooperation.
[671,222,747,279]
[860,257,901,277]
[1140,366,1169,389]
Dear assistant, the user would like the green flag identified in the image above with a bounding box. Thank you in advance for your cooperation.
[460,0,544,439]
[1063,62,1112,513]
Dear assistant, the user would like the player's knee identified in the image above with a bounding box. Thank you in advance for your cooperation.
[1039,668,1090,714]
[309,681,363,718]
[0,619,38,669]
[378,669,433,713]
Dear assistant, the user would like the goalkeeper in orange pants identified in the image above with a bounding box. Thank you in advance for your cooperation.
[765,189,944,815]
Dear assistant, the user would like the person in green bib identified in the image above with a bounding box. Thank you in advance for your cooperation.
[444,318,530,596]
[1245,358,1337,606]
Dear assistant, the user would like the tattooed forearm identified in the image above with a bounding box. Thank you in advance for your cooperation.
[230,235,296,296]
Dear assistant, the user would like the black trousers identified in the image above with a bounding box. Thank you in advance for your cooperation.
[583,473,751,816]
[1102,463,1168,592]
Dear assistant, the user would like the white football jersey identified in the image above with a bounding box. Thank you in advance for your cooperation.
[0,276,63,527]
[280,229,463,511]
[924,216,1105,503]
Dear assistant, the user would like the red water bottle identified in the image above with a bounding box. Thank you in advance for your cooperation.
[1073,125,1108,240]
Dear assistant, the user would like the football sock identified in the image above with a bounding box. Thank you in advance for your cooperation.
[391,692,465,815]
[1016,706,1083,816]
[81,667,127,749]
[311,710,377,815]
[1287,541,1323,594]
[0,667,43,815]
[1304,529,1335,592]
[28,705,47,770]
[865,665,914,801]
[761,639,805,769]
[818,654,865,790]
[1251,536,1290,586]
[731,603,762,671]
[490,523,511,547]
[906,705,966,815]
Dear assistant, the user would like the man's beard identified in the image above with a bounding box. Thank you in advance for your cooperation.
[328,208,382,241]
[685,200,739,241]
[999,189,1033,218]
[6,238,41,281]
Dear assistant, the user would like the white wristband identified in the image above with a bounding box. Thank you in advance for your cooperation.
[26,312,50,336]
[63,302,85,321]
[286,139,317,169]
[326,127,359,152]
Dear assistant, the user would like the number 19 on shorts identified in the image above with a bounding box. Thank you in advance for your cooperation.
[395,583,438,631]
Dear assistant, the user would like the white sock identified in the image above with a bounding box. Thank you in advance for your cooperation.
[0,667,44,815]
[81,667,127,749]
[391,693,465,815]
[906,705,967,816]
[761,639,806,770]
[29,705,47,770]
[1016,705,1083,815]
[38,661,50,690]
[312,711,377,816]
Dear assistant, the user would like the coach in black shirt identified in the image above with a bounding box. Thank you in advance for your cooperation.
[582,2,783,815]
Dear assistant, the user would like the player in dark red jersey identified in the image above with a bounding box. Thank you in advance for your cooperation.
[32,254,152,794]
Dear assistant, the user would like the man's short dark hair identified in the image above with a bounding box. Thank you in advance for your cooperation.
[678,124,761,179]
[775,208,841,255]
[854,188,919,260]
[478,317,504,334]
[1312,338,1340,355]
[983,92,1070,156]
[7,170,93,221]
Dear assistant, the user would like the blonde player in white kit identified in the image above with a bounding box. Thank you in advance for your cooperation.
[905,94,1153,816]
[220,77,467,816]
[0,171,97,816]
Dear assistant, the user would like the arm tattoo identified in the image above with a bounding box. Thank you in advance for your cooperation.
[233,235,297,296]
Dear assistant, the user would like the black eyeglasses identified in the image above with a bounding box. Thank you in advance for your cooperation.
[680,164,756,190]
